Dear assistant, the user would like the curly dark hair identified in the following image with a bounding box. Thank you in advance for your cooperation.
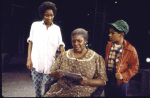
[38,1,57,18]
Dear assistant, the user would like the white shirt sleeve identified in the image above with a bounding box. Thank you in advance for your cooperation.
[57,27,65,51]
[27,23,34,43]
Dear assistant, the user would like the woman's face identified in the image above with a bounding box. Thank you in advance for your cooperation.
[72,34,87,53]
[43,9,54,25]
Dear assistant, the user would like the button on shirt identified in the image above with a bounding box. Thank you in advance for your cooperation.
[27,20,65,74]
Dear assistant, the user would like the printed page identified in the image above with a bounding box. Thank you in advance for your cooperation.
[57,69,82,80]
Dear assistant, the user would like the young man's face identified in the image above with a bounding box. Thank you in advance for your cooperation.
[109,28,122,44]
[43,9,54,25]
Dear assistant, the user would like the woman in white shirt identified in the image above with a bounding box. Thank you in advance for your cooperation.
[26,1,65,97]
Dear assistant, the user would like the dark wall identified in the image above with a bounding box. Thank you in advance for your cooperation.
[1,0,150,68]
[1,0,27,57]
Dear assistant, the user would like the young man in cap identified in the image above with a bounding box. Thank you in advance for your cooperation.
[104,20,139,96]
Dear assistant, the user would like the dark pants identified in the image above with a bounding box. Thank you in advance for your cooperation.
[105,71,129,96]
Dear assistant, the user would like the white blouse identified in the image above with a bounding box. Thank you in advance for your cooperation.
[27,20,65,74]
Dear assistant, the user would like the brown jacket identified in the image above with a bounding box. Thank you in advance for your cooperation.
[105,40,139,85]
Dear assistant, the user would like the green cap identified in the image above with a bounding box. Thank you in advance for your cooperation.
[109,20,129,35]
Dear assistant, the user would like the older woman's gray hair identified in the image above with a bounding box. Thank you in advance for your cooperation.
[71,28,88,42]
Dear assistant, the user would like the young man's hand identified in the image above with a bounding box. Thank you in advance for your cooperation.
[115,72,123,80]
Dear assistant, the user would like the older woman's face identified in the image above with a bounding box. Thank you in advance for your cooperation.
[43,9,54,25]
[72,34,87,53]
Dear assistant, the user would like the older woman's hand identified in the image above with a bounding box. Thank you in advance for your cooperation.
[79,76,89,86]
[79,76,106,87]
[51,71,64,80]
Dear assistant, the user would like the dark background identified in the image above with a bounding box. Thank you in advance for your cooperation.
[1,0,150,69]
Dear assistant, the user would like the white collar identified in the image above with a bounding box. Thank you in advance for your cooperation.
[114,43,122,48]
[41,20,54,26]
[66,49,95,61]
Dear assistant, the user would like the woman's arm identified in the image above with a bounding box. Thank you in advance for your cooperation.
[59,45,65,53]
[80,77,106,87]
[50,52,65,80]
[80,55,107,87]
[26,41,33,70]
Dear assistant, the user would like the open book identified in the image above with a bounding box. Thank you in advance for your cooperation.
[57,69,83,80]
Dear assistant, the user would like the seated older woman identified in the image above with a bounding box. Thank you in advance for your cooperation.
[44,28,108,97]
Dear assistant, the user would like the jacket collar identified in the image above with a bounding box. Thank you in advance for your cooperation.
[107,39,132,51]
[123,40,132,51]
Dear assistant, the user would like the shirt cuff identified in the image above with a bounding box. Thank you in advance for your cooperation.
[27,37,33,43]
[57,42,65,51]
